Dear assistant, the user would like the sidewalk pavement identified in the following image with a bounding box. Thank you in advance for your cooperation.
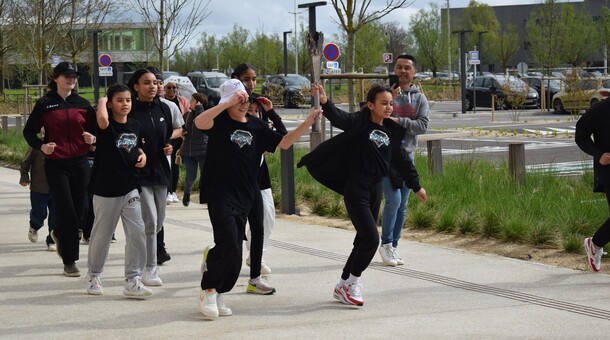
[2,165,610,339]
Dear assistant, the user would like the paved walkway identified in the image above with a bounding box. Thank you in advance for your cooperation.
[1,165,610,339]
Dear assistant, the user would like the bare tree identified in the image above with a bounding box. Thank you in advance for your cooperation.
[11,0,72,85]
[330,0,413,111]
[382,21,413,65]
[62,0,121,72]
[133,0,211,70]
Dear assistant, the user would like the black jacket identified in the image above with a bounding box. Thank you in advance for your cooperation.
[575,98,610,191]
[182,104,208,158]
[297,99,421,195]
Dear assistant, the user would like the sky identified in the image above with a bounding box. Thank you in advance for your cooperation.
[194,0,569,45]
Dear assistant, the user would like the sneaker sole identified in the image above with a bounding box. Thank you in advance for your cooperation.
[87,289,103,295]
[64,271,81,277]
[584,238,601,272]
[123,292,153,299]
[339,288,364,306]
[333,288,349,304]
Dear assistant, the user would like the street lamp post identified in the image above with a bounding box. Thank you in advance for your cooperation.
[453,29,472,113]
[283,31,292,76]
[91,30,101,103]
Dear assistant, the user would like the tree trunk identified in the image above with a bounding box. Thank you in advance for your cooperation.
[346,30,356,112]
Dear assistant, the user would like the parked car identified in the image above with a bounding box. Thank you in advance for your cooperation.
[521,76,563,109]
[186,70,229,106]
[552,78,610,114]
[464,75,539,110]
[261,74,311,108]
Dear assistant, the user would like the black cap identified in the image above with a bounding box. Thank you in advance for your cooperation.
[53,62,82,77]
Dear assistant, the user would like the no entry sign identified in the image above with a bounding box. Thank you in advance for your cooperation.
[323,43,340,62]
[99,54,112,67]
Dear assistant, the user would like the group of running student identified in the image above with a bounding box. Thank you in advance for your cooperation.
[23,58,432,315]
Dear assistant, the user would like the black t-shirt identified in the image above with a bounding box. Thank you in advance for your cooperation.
[203,111,283,214]
[90,118,142,197]
[348,120,391,179]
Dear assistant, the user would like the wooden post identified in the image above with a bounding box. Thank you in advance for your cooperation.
[509,143,525,185]
[427,139,443,175]
[15,116,22,132]
[280,147,296,215]
[1,116,7,133]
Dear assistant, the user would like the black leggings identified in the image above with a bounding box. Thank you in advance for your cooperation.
[592,185,610,247]
[45,156,90,264]
[247,191,263,279]
[341,176,382,280]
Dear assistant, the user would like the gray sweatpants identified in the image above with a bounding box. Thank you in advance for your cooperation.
[87,189,146,280]
[139,185,167,269]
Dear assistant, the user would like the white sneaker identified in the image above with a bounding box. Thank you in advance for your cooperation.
[28,227,38,243]
[339,281,364,306]
[124,277,153,298]
[87,275,103,295]
[166,193,173,205]
[200,245,213,274]
[584,237,604,272]
[245,256,272,275]
[217,294,233,316]
[392,246,404,265]
[261,262,272,275]
[142,267,163,286]
[333,282,348,304]
[379,243,397,267]
[171,192,180,203]
[247,276,276,295]
[198,289,219,318]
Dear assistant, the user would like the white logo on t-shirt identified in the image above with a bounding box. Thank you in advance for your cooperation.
[230,130,253,148]
[369,130,390,148]
[116,133,138,152]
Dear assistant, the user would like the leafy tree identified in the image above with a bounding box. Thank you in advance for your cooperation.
[562,4,599,67]
[353,21,387,73]
[410,3,447,77]
[0,0,15,94]
[133,0,211,70]
[218,24,251,73]
[248,31,283,76]
[600,6,610,55]
[330,0,412,111]
[525,0,565,75]
[491,23,519,71]
[461,0,500,67]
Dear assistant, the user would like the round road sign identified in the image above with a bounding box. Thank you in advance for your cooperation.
[99,54,112,67]
[323,43,340,62]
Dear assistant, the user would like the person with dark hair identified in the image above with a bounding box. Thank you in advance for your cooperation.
[145,66,183,265]
[576,99,610,272]
[299,84,427,306]
[20,143,57,252]
[86,84,152,298]
[23,61,96,277]
[378,53,429,267]
[181,92,208,207]
[232,63,286,292]
[126,68,175,286]
[195,79,320,319]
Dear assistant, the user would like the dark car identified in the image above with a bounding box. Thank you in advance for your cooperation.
[464,75,539,110]
[261,74,311,108]
[521,76,562,109]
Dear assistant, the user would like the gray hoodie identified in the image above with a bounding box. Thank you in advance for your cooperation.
[392,84,429,155]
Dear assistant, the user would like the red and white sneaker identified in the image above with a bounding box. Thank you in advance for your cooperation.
[333,283,348,304]
[584,237,604,272]
[339,282,364,306]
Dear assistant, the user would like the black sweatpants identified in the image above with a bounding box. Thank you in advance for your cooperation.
[200,199,247,294]
[45,156,90,264]
[341,175,382,280]
[247,190,264,279]
[592,185,610,247]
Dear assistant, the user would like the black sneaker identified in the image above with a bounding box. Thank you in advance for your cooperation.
[157,248,171,264]
[183,192,190,207]
[63,262,81,277]
[111,234,117,243]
